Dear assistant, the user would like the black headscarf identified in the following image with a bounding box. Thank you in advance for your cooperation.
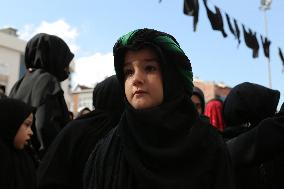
[84,28,234,189]
[0,98,36,189]
[0,98,34,147]
[37,75,124,189]
[223,82,279,128]
[25,33,74,82]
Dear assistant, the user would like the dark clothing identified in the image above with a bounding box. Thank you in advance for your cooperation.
[227,111,284,189]
[10,69,70,154]
[223,82,279,128]
[9,33,73,155]
[242,25,259,58]
[0,99,36,189]
[203,0,227,38]
[84,97,234,189]
[37,75,124,189]
[224,82,281,189]
[183,0,199,31]
[0,144,37,189]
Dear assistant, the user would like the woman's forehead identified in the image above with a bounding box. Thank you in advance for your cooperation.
[124,48,159,64]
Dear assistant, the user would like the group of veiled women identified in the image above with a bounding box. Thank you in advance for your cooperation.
[0,28,283,189]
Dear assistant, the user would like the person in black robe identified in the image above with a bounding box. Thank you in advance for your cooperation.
[9,33,74,157]
[0,98,36,189]
[223,82,283,189]
[37,75,124,189]
[83,28,234,189]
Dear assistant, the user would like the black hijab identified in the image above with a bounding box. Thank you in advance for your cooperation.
[37,75,124,189]
[84,28,234,189]
[223,82,280,128]
[222,82,279,140]
[25,33,74,82]
[0,98,36,189]
[9,33,74,107]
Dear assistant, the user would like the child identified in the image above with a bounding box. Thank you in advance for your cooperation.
[84,28,234,189]
[0,98,36,189]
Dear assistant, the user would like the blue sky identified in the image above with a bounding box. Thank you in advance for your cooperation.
[1,0,284,107]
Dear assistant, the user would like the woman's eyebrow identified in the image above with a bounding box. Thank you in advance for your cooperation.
[144,58,159,62]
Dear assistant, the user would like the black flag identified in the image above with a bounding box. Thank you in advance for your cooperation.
[243,25,259,58]
[260,35,271,59]
[184,0,199,32]
[279,48,284,73]
[203,0,227,38]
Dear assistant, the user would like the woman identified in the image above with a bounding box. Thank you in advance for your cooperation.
[0,98,36,189]
[9,33,74,156]
[37,75,124,189]
[223,82,283,189]
[84,28,234,189]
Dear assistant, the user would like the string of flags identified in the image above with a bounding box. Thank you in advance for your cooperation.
[182,0,284,72]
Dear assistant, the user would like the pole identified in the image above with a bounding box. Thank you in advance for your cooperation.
[263,10,272,88]
[260,0,272,88]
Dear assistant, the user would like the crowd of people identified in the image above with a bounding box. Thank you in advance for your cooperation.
[0,28,283,189]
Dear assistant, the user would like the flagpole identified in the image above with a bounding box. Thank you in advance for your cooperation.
[260,0,272,88]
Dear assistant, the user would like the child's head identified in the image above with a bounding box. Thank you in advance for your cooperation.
[0,98,34,149]
[113,28,193,109]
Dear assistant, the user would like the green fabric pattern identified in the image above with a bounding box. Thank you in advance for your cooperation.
[119,29,138,46]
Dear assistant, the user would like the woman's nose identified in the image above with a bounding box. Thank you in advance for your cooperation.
[132,69,144,86]
[29,128,33,136]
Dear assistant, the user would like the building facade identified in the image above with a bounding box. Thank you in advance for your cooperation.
[70,84,93,115]
[0,28,26,94]
[193,79,231,103]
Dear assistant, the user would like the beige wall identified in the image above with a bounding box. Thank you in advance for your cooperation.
[0,43,23,94]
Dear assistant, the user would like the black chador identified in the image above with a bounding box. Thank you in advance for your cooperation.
[37,75,124,189]
[242,25,259,58]
[183,0,199,31]
[203,0,227,38]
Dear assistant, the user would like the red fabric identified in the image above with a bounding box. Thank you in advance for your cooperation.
[204,100,225,132]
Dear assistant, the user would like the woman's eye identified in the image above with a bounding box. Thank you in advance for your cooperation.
[145,65,157,72]
[123,68,133,77]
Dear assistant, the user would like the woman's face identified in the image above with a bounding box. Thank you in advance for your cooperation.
[13,113,33,150]
[191,94,202,114]
[123,48,164,110]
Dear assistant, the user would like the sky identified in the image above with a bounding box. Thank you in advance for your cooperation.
[1,0,284,107]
